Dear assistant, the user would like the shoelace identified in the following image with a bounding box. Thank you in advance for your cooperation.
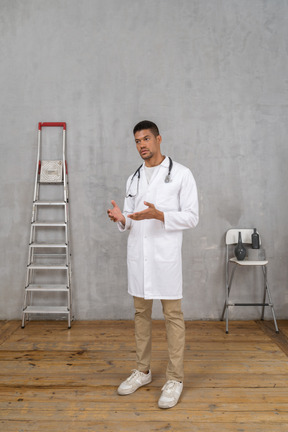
[127,369,141,382]
[161,380,178,392]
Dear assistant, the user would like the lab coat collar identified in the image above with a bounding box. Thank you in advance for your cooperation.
[140,156,170,187]
[140,155,170,170]
[160,156,170,168]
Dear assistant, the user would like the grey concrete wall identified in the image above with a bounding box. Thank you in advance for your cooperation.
[1,0,288,321]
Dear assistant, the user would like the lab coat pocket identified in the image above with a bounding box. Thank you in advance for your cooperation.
[155,183,179,212]
[127,235,140,262]
[154,234,180,263]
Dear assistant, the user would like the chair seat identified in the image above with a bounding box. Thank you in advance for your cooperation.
[230,257,268,266]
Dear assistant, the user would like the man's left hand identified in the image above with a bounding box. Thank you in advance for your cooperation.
[128,201,164,222]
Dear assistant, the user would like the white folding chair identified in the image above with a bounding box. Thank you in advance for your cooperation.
[221,229,279,334]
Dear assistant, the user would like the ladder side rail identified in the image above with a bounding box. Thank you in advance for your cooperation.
[65,223,68,246]
[65,204,70,260]
[29,202,39,265]
[25,266,31,287]
[32,129,41,205]
[67,263,72,327]
[31,190,39,225]
[28,226,34,265]
[66,266,70,289]
[62,129,69,246]
[30,126,41,258]
[26,126,42,309]
[62,129,67,203]
[65,228,69,265]
[29,201,39,266]
[62,127,71,284]
[64,129,72,318]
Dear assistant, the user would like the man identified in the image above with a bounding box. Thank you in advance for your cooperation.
[107,120,198,409]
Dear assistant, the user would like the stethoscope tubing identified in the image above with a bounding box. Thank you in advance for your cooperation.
[126,157,173,198]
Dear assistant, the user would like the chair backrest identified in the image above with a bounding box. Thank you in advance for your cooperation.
[226,229,261,245]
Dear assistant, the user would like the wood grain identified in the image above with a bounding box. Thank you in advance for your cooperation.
[0,319,288,431]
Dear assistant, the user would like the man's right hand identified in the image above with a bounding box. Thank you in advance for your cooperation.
[107,200,126,225]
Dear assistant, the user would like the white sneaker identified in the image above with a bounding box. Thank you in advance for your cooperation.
[158,380,183,409]
[117,369,152,395]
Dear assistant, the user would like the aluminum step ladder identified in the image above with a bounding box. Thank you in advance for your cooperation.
[22,122,72,328]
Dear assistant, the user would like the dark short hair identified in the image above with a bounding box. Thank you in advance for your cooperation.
[133,120,160,137]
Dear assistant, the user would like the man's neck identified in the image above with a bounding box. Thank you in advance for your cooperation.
[145,154,165,168]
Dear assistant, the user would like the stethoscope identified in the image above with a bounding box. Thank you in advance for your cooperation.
[126,157,173,198]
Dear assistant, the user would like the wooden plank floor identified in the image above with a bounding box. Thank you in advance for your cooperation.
[0,319,288,431]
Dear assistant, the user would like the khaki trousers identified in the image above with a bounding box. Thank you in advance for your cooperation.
[133,296,185,382]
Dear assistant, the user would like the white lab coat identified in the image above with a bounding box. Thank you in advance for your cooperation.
[118,156,199,300]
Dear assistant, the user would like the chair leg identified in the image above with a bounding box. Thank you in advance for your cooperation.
[225,305,229,334]
[262,267,279,334]
[221,265,236,334]
[221,292,229,333]
[221,301,229,333]
[261,267,267,320]
[221,297,227,321]
[266,286,279,334]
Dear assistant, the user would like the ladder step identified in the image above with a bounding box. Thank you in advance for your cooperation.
[28,263,68,270]
[39,181,64,185]
[230,303,272,307]
[26,284,69,292]
[32,221,66,227]
[30,242,67,248]
[23,306,69,314]
[33,254,67,259]
[33,201,67,206]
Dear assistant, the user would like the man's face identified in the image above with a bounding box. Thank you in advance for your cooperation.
[134,129,162,161]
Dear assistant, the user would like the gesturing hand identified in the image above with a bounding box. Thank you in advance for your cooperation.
[128,201,164,222]
[107,200,126,225]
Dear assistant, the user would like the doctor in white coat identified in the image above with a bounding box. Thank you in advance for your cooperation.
[107,120,198,409]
